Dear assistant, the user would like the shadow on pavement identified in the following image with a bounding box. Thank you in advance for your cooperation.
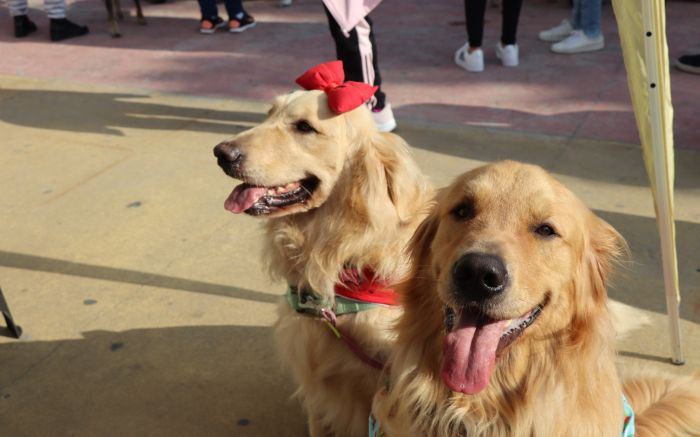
[0,89,264,136]
[601,210,700,324]
[0,325,306,437]
[397,115,700,189]
[0,250,277,304]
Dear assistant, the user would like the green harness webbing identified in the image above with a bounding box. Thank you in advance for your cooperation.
[286,285,381,315]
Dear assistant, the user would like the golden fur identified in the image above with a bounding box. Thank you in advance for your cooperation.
[372,161,700,436]
[217,90,432,436]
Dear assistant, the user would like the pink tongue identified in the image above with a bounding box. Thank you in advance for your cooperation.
[224,184,268,213]
[441,312,509,395]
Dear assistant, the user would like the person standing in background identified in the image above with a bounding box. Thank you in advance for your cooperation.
[197,0,255,34]
[454,0,524,73]
[539,0,604,54]
[322,0,396,132]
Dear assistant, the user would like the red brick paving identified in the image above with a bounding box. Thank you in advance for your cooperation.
[1,0,698,149]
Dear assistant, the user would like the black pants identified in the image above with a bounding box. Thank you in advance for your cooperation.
[465,0,523,47]
[324,6,386,109]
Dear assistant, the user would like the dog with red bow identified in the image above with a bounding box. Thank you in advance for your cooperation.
[214,61,432,436]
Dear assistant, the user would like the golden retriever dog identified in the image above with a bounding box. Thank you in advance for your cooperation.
[372,161,700,436]
[214,90,432,436]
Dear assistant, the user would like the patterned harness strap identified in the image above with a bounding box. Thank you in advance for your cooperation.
[285,268,399,370]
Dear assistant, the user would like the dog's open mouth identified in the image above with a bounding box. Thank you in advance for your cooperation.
[441,294,549,395]
[224,176,320,216]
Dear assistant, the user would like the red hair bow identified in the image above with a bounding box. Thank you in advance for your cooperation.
[296,61,378,114]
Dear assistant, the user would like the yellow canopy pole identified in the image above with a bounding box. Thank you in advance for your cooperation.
[612,0,683,364]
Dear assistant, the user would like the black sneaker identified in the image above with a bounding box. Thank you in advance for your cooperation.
[676,54,700,75]
[14,15,37,38]
[200,16,225,34]
[228,12,255,33]
[50,18,89,42]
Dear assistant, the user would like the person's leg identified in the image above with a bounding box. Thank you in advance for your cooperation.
[44,0,89,41]
[226,0,254,32]
[570,0,582,31]
[10,0,37,38]
[357,15,386,110]
[198,0,219,20]
[7,0,36,38]
[9,0,29,16]
[464,0,487,48]
[223,0,242,20]
[198,0,226,34]
[44,0,66,19]
[500,0,523,46]
[579,0,602,38]
[324,6,386,110]
[551,0,603,53]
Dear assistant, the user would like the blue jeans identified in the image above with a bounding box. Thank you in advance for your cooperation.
[198,0,242,20]
[571,0,601,38]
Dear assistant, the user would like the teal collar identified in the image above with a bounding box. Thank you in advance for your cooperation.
[286,285,382,316]
[621,394,635,436]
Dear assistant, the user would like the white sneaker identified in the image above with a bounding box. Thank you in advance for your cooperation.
[371,103,397,132]
[538,19,573,42]
[454,44,484,73]
[551,30,604,54]
[496,43,518,67]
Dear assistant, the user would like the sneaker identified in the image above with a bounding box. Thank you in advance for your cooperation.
[538,19,573,42]
[496,43,518,67]
[279,0,292,7]
[676,54,700,75]
[551,30,604,54]
[13,15,37,38]
[49,18,89,42]
[371,103,397,132]
[229,12,255,33]
[454,44,484,73]
[200,16,225,34]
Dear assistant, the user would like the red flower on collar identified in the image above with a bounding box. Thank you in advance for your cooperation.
[296,60,378,114]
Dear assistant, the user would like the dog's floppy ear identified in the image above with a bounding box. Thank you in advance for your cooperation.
[407,198,441,265]
[587,216,626,302]
[397,200,444,338]
[570,214,626,343]
[574,214,627,321]
[371,132,429,224]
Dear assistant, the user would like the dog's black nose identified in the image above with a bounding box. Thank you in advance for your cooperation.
[452,253,508,301]
[214,142,243,164]
[213,142,244,177]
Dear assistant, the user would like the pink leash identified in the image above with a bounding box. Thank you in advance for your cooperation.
[319,308,385,370]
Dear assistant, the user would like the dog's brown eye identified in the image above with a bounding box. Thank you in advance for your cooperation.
[534,224,558,238]
[294,120,317,134]
[451,202,474,221]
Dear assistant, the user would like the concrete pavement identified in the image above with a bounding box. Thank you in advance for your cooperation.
[0,74,699,436]
[1,0,700,433]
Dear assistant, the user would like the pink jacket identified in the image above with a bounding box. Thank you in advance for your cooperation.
[321,0,383,35]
